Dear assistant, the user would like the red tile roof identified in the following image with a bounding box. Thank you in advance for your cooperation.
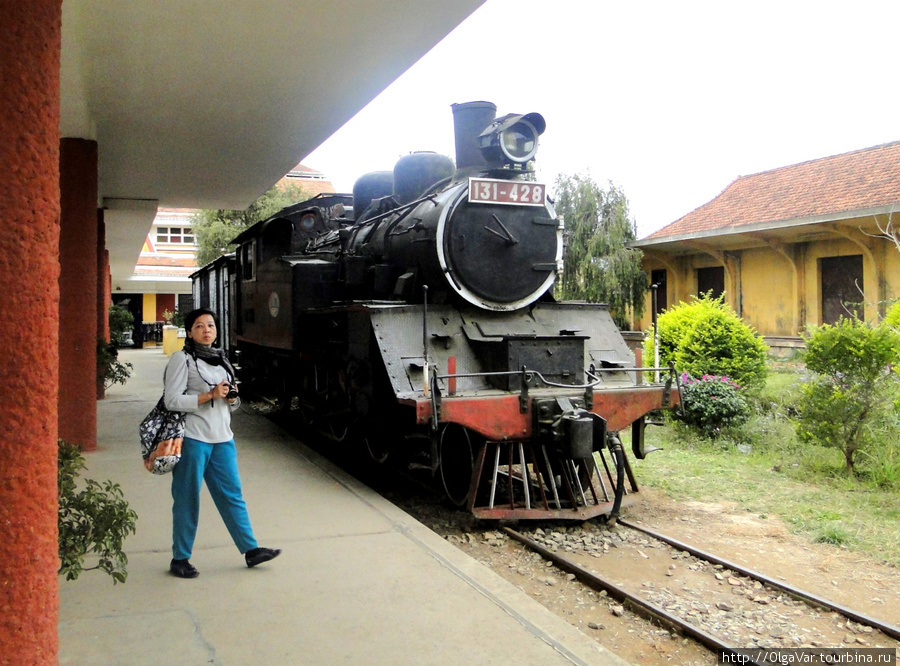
[285,177,338,197]
[132,265,196,278]
[136,255,197,268]
[644,141,900,240]
[279,163,337,197]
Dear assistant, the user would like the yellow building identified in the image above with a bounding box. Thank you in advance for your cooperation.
[633,141,900,354]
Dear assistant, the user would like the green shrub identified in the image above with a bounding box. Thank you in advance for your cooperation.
[796,318,900,474]
[644,294,768,390]
[643,297,702,369]
[673,373,751,438]
[99,304,133,391]
[109,303,134,345]
[162,308,186,328]
[884,300,900,329]
[805,317,900,380]
[882,300,900,367]
[97,339,132,391]
[58,440,138,583]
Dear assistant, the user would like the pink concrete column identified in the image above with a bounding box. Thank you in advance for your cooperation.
[59,138,99,450]
[0,0,63,661]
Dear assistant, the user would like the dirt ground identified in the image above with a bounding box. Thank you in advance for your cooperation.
[631,487,900,623]
[446,486,900,665]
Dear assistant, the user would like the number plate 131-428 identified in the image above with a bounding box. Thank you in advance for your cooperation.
[468,178,546,206]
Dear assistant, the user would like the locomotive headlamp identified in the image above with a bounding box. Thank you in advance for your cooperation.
[478,112,546,166]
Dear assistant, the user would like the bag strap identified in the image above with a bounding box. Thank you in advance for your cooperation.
[161,352,192,408]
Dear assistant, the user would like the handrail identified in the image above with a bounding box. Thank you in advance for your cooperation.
[434,365,677,390]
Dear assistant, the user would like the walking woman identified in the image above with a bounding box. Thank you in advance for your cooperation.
[163,308,280,578]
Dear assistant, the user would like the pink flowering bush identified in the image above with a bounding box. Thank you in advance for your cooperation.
[674,373,750,438]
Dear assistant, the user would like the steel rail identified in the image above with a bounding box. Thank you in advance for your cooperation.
[502,527,767,666]
[618,519,900,642]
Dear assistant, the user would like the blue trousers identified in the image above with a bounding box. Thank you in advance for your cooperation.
[171,437,258,560]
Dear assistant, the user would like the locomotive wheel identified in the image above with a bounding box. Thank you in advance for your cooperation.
[439,423,474,507]
[363,432,390,464]
[297,399,316,428]
[277,382,295,416]
[326,419,349,443]
[363,435,391,465]
[296,362,318,428]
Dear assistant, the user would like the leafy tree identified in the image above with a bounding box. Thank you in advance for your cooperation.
[553,173,646,329]
[796,318,900,474]
[192,182,310,267]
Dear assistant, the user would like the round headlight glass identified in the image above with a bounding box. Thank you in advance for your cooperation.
[499,120,539,163]
[299,213,317,231]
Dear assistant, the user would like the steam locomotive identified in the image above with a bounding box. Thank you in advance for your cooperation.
[192,101,678,520]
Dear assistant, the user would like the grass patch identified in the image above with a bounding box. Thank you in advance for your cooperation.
[626,365,900,566]
[815,524,850,546]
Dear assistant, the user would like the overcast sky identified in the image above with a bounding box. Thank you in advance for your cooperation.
[305,0,900,237]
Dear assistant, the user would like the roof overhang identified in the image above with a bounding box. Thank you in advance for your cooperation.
[631,204,900,255]
[61,1,485,283]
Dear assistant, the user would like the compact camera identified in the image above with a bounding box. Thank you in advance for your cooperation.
[225,383,239,400]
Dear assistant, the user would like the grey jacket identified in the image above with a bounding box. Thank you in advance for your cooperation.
[163,350,240,443]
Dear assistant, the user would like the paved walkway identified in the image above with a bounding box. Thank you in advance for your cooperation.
[58,347,627,665]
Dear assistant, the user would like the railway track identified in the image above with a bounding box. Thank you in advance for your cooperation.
[616,519,900,643]
[503,523,900,664]
[260,404,900,663]
[503,527,761,663]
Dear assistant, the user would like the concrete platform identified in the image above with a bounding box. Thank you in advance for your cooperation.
[59,348,628,665]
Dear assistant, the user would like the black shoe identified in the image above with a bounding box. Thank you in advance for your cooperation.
[170,558,199,578]
[245,547,281,568]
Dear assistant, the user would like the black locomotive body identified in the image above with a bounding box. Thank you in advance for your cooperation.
[194,101,678,520]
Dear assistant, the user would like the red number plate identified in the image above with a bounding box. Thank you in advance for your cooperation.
[468,178,546,206]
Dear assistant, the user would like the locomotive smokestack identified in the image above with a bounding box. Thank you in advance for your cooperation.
[451,101,496,171]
